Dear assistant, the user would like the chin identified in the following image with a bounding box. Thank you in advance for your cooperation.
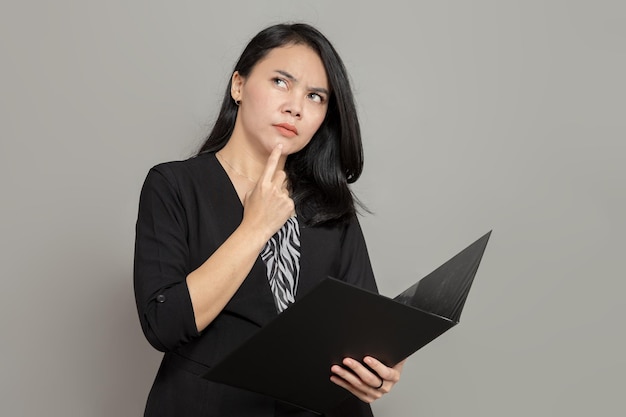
[259,135,310,157]
[279,140,310,156]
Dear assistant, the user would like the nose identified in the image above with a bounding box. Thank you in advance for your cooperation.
[285,108,301,118]
[283,94,303,119]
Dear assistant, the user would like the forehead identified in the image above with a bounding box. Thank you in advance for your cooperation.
[251,44,328,88]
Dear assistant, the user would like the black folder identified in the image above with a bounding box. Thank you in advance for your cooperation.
[203,231,491,414]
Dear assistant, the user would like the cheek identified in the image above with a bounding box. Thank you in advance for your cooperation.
[308,110,327,135]
[243,83,273,111]
[240,89,275,130]
[311,113,326,136]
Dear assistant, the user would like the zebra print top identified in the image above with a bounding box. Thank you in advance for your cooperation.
[260,216,301,313]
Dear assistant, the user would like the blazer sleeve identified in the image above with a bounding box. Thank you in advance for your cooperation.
[338,215,379,294]
[133,166,199,352]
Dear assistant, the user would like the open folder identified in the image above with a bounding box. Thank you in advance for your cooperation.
[203,231,492,414]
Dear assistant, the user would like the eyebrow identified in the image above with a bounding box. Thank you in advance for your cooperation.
[275,70,330,96]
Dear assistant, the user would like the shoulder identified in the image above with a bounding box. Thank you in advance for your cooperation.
[301,213,365,244]
[139,153,224,202]
[143,153,219,189]
[149,152,216,180]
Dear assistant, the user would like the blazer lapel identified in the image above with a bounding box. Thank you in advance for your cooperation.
[207,153,278,327]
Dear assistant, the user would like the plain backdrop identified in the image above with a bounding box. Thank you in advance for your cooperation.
[1,1,624,416]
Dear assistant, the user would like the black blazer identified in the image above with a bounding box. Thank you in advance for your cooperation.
[134,153,378,417]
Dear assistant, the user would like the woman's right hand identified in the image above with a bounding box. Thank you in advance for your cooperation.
[240,144,295,241]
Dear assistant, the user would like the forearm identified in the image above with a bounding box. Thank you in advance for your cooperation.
[186,222,270,332]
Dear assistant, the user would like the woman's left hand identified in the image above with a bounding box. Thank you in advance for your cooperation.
[330,356,406,403]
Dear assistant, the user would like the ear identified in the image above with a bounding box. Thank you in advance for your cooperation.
[231,71,244,102]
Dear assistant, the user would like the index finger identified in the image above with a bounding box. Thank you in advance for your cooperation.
[260,144,283,183]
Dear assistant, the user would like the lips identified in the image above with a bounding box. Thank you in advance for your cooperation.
[273,123,298,137]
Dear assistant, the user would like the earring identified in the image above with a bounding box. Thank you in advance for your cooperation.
[234,99,241,106]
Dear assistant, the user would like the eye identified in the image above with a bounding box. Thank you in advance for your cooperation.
[307,92,326,104]
[273,78,288,89]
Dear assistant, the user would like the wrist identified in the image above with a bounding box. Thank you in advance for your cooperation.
[235,220,273,250]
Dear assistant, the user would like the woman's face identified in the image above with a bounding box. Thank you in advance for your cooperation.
[230,43,329,157]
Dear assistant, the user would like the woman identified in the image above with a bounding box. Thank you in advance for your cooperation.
[134,23,404,416]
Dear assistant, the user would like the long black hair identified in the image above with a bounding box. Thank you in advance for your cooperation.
[198,23,365,226]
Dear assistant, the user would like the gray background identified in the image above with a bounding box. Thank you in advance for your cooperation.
[1,1,624,416]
